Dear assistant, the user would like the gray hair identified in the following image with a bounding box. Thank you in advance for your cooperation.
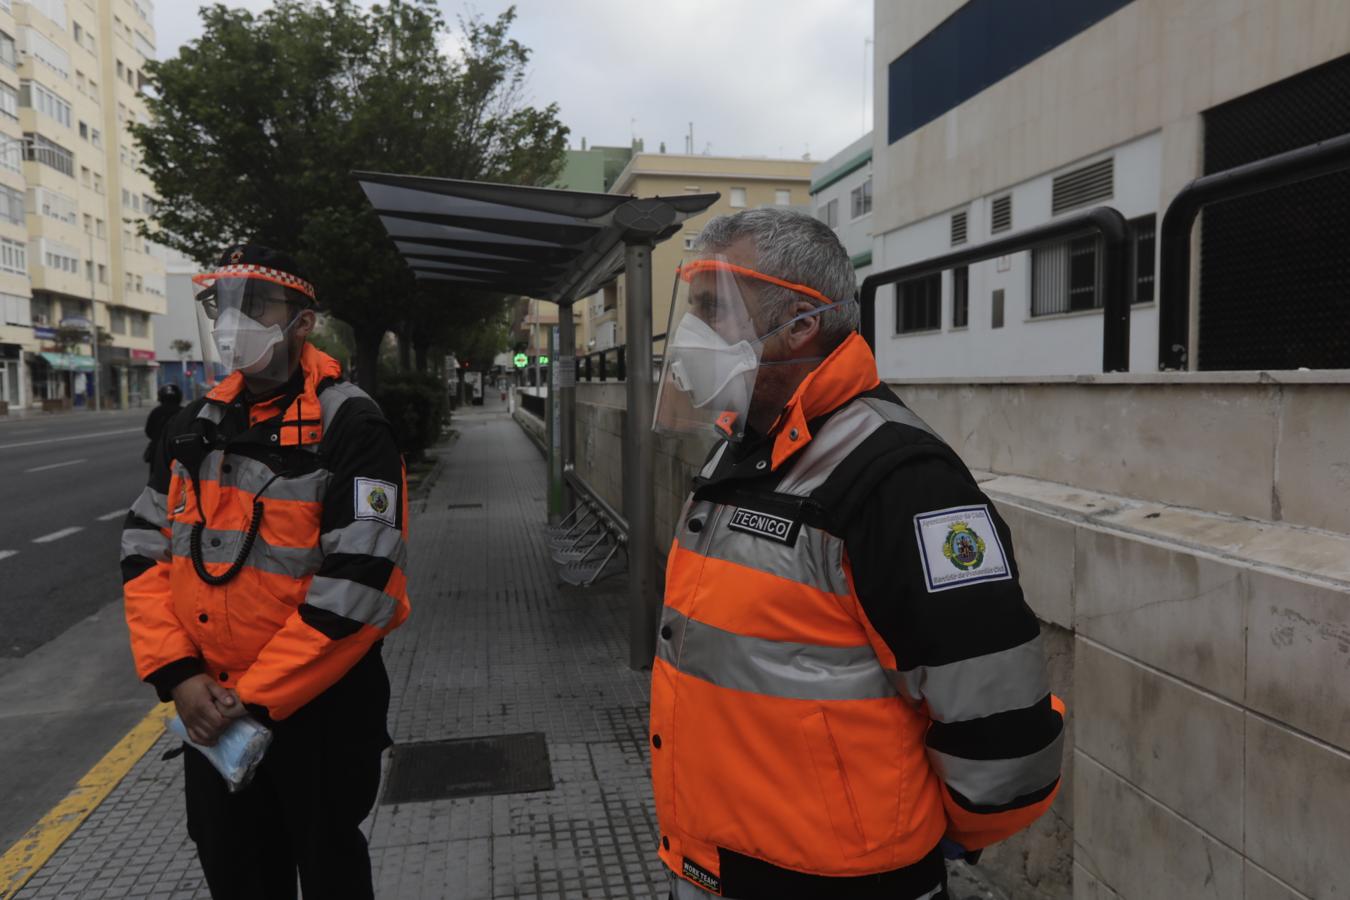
[694,207,860,350]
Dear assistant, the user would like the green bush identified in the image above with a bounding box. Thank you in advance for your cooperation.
[374,373,450,460]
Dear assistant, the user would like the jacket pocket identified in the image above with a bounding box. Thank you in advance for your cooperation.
[800,709,870,858]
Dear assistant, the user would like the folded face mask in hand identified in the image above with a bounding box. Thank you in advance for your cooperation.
[167,715,273,792]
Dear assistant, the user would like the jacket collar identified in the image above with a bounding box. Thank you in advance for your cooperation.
[768,332,880,471]
[204,344,343,448]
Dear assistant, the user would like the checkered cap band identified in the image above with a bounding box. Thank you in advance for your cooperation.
[208,264,317,301]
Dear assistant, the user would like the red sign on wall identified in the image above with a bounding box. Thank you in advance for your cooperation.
[130,349,156,360]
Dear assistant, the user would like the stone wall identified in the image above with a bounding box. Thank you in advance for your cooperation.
[567,374,1350,899]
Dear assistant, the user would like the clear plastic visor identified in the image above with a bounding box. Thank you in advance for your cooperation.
[653,257,774,442]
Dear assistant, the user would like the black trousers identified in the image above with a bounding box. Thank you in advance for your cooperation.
[183,646,391,900]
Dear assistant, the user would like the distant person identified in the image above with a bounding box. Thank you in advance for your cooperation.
[651,209,1064,899]
[120,243,411,900]
[142,383,182,464]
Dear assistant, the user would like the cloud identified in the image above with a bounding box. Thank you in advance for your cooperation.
[156,0,873,162]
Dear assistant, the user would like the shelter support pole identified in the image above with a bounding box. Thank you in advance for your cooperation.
[558,300,576,516]
[623,242,657,670]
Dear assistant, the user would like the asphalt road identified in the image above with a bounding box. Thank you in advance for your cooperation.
[0,407,165,853]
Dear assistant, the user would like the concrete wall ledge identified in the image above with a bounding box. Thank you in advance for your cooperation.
[981,471,1350,590]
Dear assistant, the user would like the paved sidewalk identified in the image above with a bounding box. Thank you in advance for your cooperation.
[14,402,664,899]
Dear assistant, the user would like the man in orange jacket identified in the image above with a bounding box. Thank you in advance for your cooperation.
[651,210,1064,899]
[121,244,410,900]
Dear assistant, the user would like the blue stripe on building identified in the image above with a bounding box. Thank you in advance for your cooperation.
[888,0,1136,145]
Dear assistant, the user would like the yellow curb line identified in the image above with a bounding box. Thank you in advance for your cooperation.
[0,702,174,899]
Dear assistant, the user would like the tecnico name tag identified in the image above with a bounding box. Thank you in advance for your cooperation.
[726,507,799,545]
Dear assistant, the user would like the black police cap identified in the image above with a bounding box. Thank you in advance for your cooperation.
[214,243,316,302]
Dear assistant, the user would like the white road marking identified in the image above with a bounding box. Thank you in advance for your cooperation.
[97,510,128,521]
[0,550,17,562]
[32,526,84,544]
[24,458,88,473]
[0,427,141,451]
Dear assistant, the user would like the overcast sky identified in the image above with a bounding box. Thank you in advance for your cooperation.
[153,1,874,164]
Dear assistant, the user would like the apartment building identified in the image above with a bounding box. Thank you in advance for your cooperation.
[0,0,165,411]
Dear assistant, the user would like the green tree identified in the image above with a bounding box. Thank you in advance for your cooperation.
[133,1,568,389]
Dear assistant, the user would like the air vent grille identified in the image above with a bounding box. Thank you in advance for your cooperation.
[1052,157,1114,214]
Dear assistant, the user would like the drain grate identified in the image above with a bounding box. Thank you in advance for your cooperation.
[381,732,554,804]
[446,502,484,510]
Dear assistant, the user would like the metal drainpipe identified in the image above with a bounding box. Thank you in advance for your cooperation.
[622,242,656,670]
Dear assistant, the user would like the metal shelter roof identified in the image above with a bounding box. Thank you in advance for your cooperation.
[353,171,719,304]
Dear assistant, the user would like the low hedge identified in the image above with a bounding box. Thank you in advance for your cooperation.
[374,373,450,460]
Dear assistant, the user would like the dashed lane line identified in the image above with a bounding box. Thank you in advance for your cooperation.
[0,427,141,452]
[0,551,15,563]
[96,510,127,522]
[31,526,84,544]
[23,458,87,474]
[0,703,172,899]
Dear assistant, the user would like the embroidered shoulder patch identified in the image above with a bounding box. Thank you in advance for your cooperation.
[913,504,1011,593]
[354,477,398,526]
[726,507,799,545]
[681,858,722,895]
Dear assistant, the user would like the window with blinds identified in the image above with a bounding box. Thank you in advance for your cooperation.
[1130,215,1156,304]
[896,273,942,334]
[1051,157,1114,214]
[1032,236,1100,316]
[952,266,969,327]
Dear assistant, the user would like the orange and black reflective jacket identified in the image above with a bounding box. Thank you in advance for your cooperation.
[652,333,1065,898]
[120,345,410,721]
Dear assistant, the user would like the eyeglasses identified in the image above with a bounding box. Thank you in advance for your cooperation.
[197,281,297,321]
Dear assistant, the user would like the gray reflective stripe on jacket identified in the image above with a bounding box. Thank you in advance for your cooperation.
[129,486,169,528]
[657,607,895,701]
[776,396,939,497]
[205,451,330,503]
[171,524,325,578]
[890,634,1050,723]
[121,528,170,563]
[675,500,851,597]
[318,380,371,432]
[305,575,399,628]
[928,728,1065,807]
[320,519,407,568]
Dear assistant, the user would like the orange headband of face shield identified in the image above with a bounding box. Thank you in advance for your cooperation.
[677,259,835,307]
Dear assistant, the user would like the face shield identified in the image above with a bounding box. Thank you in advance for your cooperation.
[191,265,316,382]
[653,257,838,442]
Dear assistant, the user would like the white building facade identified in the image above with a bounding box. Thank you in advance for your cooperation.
[809,132,874,284]
[872,0,1350,378]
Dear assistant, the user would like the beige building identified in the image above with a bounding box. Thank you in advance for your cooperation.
[867,3,1350,899]
[0,0,164,411]
[873,0,1350,377]
[591,153,815,354]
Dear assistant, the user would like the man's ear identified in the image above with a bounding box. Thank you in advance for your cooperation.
[294,308,317,341]
[784,298,821,352]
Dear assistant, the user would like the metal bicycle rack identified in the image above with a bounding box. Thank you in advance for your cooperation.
[546,469,628,587]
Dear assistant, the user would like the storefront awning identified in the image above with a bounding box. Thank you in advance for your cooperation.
[38,352,96,372]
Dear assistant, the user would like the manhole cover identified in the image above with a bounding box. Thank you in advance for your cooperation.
[381,732,554,804]
[446,502,484,510]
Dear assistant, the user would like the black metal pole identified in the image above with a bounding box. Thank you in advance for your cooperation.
[859,207,1130,371]
[1157,131,1350,371]
[622,242,656,670]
